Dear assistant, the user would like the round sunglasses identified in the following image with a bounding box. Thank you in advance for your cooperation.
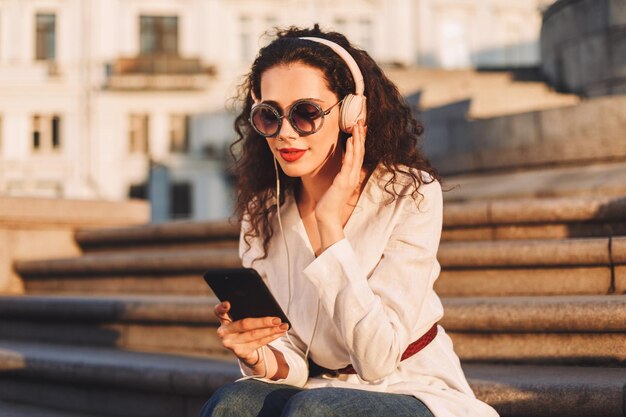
[249,98,343,137]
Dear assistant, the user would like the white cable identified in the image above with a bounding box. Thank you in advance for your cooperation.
[273,157,321,371]
[304,299,321,362]
[274,157,300,356]
[238,155,321,381]
[274,157,293,317]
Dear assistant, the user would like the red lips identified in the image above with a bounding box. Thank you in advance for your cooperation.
[278,148,307,162]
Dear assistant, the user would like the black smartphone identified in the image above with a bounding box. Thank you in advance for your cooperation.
[203,268,290,326]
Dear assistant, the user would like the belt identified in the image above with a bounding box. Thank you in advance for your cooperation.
[308,323,438,377]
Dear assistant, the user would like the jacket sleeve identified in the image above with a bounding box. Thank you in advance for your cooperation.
[237,217,309,387]
[302,180,443,382]
[237,331,309,387]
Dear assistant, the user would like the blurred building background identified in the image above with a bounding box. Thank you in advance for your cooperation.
[0,0,557,221]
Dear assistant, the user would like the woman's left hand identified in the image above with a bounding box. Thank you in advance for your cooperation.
[315,120,366,249]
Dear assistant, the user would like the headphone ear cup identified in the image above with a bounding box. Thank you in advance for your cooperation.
[339,94,366,133]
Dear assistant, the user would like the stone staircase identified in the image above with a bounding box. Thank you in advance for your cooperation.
[383,67,580,118]
[0,195,625,417]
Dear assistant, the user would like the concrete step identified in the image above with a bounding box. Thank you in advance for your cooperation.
[464,363,626,417]
[0,340,624,417]
[384,67,580,118]
[436,266,614,297]
[0,294,623,366]
[443,160,626,203]
[437,236,626,296]
[442,295,626,365]
[0,400,113,417]
[75,220,239,253]
[15,249,240,295]
[466,83,580,118]
[0,198,148,229]
[442,195,626,241]
[16,237,626,296]
[0,340,237,417]
[0,294,224,357]
[73,196,626,254]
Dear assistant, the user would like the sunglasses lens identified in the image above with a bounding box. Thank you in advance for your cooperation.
[291,102,323,134]
[251,106,279,136]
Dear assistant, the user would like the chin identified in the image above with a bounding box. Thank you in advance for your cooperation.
[278,163,313,178]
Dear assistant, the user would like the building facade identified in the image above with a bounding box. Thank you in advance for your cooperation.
[0,0,553,220]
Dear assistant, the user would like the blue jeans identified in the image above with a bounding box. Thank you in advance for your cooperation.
[198,379,435,417]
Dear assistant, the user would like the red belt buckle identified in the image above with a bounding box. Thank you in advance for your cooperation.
[337,323,438,375]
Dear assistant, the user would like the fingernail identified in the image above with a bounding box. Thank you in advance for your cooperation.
[279,323,289,330]
[272,318,281,325]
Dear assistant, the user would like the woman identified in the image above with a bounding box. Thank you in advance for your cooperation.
[199,25,499,417]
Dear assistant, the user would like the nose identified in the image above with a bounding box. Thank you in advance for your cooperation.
[276,115,299,141]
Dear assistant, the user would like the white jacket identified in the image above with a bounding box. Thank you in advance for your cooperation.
[239,165,499,417]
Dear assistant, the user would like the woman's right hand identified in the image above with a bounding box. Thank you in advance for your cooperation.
[214,301,289,367]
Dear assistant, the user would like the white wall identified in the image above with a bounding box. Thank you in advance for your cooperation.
[416,0,545,68]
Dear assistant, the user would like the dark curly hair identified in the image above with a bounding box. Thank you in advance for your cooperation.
[231,24,440,259]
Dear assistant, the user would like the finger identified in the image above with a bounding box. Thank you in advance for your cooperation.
[358,121,366,149]
[214,302,232,324]
[233,331,288,355]
[218,318,285,342]
[249,331,289,348]
[356,121,366,168]
[214,301,230,313]
[224,323,289,344]
[358,122,366,162]
[349,123,363,183]
[228,316,283,333]
[357,120,366,150]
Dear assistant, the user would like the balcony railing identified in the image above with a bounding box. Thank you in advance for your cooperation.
[104,54,216,90]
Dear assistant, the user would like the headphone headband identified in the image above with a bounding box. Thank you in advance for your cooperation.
[298,37,365,96]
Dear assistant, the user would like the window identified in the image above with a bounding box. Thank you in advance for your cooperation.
[128,114,149,154]
[33,116,40,149]
[170,182,192,219]
[170,114,190,153]
[36,13,56,60]
[32,114,61,152]
[128,183,148,200]
[51,115,60,148]
[140,15,178,55]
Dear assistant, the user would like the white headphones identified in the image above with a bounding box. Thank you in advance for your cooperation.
[298,37,367,132]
